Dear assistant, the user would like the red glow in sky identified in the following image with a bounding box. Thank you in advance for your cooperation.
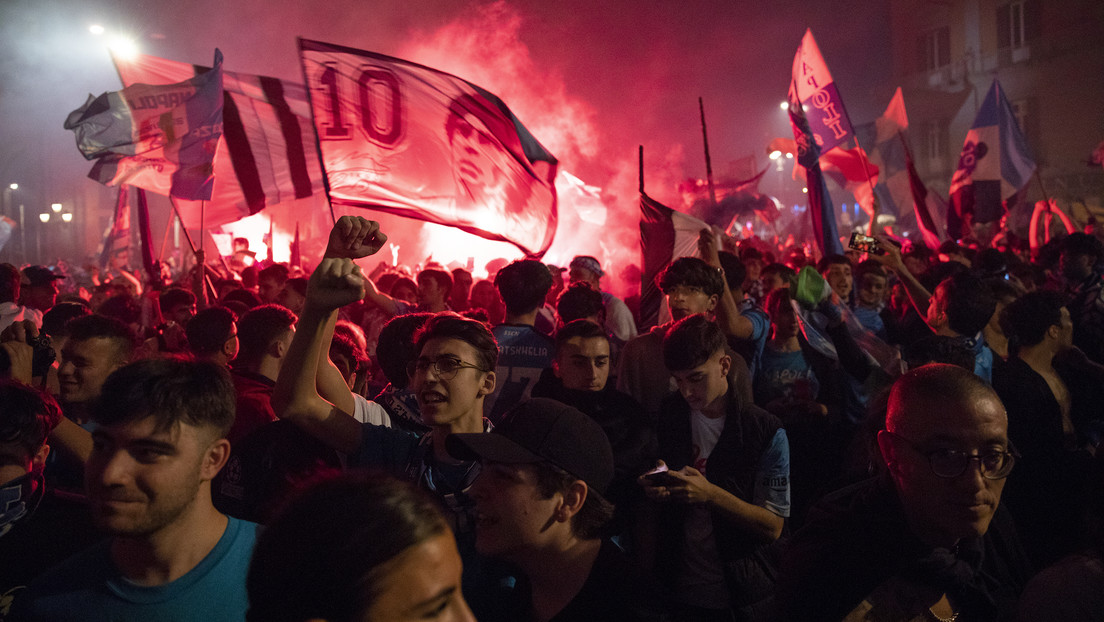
[0,0,894,291]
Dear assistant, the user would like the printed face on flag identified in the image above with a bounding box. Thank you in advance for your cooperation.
[299,39,557,257]
[445,95,521,215]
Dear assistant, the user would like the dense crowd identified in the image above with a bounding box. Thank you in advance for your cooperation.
[3,214,1104,621]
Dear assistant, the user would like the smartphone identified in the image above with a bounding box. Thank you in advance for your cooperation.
[849,232,885,255]
[642,464,680,486]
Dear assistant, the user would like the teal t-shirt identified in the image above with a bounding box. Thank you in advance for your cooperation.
[16,517,258,621]
[754,346,820,405]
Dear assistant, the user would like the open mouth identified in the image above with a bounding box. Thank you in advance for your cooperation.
[420,391,447,405]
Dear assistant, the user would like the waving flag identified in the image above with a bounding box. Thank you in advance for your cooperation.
[298,38,558,257]
[948,80,1036,238]
[791,29,855,154]
[100,186,131,268]
[789,29,846,256]
[639,193,711,330]
[864,87,945,249]
[820,146,879,217]
[64,50,224,201]
[112,51,325,229]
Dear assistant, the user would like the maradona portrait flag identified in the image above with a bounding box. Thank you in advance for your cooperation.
[64,49,224,201]
[298,38,558,257]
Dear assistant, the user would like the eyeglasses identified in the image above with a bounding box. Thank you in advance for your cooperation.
[407,356,486,380]
[884,431,1018,480]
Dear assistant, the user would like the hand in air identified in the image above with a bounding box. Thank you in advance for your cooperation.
[306,258,367,312]
[697,228,722,268]
[325,216,388,259]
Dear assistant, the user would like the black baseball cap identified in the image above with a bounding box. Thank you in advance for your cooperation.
[446,398,614,494]
[22,265,65,287]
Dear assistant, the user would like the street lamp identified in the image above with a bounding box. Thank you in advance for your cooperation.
[2,183,16,219]
[61,213,73,223]
[51,203,62,213]
[39,213,49,223]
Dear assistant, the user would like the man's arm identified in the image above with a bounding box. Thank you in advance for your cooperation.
[699,228,756,339]
[274,217,387,454]
[272,261,365,454]
[362,276,402,317]
[642,462,784,543]
[869,236,935,330]
[315,216,388,413]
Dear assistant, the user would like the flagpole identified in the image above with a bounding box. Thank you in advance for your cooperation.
[297,37,338,227]
[851,134,880,236]
[699,97,718,208]
[639,145,645,194]
[168,197,218,303]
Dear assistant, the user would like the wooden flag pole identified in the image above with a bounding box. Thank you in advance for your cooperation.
[699,97,718,208]
[852,136,880,236]
[168,197,217,303]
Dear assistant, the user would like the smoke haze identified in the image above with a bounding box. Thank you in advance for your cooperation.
[0,0,892,294]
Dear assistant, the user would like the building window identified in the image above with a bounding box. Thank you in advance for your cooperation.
[1009,98,1035,147]
[924,122,946,163]
[997,0,1040,48]
[916,26,951,72]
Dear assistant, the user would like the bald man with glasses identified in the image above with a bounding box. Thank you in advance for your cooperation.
[775,364,1033,622]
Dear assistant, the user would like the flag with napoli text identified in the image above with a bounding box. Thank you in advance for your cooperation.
[111,51,325,229]
[298,38,558,257]
[64,50,224,201]
[788,29,848,256]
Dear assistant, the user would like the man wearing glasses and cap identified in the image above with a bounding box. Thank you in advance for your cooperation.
[776,364,1032,622]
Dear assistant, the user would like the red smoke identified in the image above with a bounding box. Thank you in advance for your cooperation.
[320,1,690,300]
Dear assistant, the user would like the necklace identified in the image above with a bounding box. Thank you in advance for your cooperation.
[927,607,959,622]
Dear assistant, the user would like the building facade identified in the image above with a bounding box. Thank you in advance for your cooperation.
[890,0,1104,234]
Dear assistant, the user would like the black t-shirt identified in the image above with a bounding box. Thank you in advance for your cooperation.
[474,540,671,622]
[0,486,101,622]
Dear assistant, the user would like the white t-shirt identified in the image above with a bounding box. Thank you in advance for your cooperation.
[353,394,392,427]
[676,410,730,608]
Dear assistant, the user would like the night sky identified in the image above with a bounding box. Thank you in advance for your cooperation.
[0,0,893,273]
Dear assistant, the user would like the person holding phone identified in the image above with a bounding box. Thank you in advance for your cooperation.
[638,314,789,621]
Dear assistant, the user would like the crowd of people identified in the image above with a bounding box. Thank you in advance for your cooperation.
[3,213,1104,621]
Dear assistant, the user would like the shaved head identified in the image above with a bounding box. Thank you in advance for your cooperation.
[886,364,1004,438]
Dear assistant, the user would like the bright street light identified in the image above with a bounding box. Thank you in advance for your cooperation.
[109,36,139,60]
[8,183,16,190]
[769,150,782,160]
[61,213,74,223]
[780,102,789,111]
[39,213,50,223]
[51,203,62,213]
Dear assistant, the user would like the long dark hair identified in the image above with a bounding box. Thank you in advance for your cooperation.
[246,471,450,622]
